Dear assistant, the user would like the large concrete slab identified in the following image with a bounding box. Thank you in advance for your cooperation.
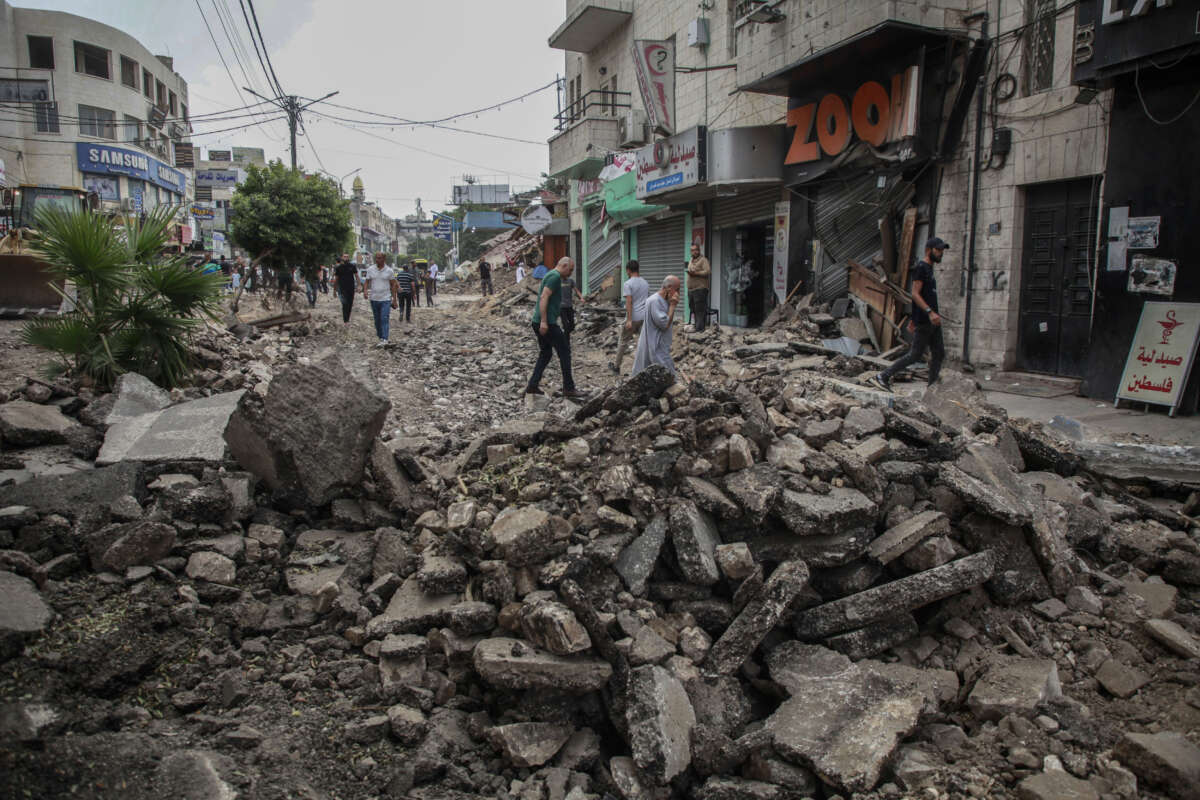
[472,637,612,692]
[98,390,245,465]
[0,462,144,518]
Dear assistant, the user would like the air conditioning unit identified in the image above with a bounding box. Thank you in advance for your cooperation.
[618,109,649,147]
[120,197,137,212]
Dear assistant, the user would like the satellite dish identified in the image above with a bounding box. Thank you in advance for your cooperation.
[520,205,553,235]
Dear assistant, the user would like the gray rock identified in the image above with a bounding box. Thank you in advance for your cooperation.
[225,353,390,506]
[825,614,919,660]
[722,464,782,523]
[598,464,637,502]
[107,373,171,425]
[0,571,51,658]
[520,599,591,655]
[386,703,427,745]
[627,665,696,784]
[775,487,877,537]
[614,516,667,596]
[714,542,756,580]
[186,552,236,584]
[694,776,795,799]
[1127,580,1177,618]
[0,400,78,447]
[939,445,1036,527]
[683,477,741,519]
[1065,585,1103,616]
[867,510,950,565]
[1015,770,1099,800]
[562,437,590,467]
[489,722,573,768]
[97,390,245,465]
[802,417,843,448]
[156,749,240,800]
[1113,731,1200,800]
[488,506,569,567]
[765,434,816,474]
[445,499,476,530]
[416,554,468,594]
[669,500,721,585]
[98,521,176,573]
[706,561,809,675]
[473,637,612,692]
[630,626,675,665]
[727,434,754,471]
[843,406,885,438]
[0,462,144,518]
[748,527,875,569]
[793,551,997,639]
[1095,659,1150,699]
[966,658,1062,721]
[765,643,924,793]
[1144,619,1200,659]
[366,576,458,637]
[369,439,413,509]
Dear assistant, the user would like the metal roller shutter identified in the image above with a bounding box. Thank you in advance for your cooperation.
[712,188,777,229]
[586,206,621,293]
[637,216,687,317]
[811,174,907,303]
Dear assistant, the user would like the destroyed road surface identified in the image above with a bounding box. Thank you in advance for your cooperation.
[1,287,1199,800]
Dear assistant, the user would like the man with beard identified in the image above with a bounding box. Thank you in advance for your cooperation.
[869,237,949,391]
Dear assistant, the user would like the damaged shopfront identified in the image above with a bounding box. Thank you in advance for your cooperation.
[741,22,979,350]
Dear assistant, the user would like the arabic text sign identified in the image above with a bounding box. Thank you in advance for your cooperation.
[773,200,790,304]
[1117,301,1200,411]
[631,39,675,135]
[635,126,705,199]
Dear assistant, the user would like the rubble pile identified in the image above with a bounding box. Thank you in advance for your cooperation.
[0,340,1198,800]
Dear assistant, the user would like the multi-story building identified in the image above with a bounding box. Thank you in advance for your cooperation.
[0,0,193,243]
[548,0,1195,408]
[348,176,394,262]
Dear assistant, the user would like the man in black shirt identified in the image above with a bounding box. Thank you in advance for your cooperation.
[394,263,416,322]
[479,260,493,295]
[333,253,359,325]
[869,237,948,391]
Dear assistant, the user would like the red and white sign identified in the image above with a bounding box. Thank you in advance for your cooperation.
[635,126,704,199]
[785,66,920,165]
[632,39,675,136]
[773,201,790,304]
[1116,301,1200,414]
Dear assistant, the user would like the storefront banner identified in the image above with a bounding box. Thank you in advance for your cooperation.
[191,204,215,220]
[632,39,676,136]
[1116,301,1200,414]
[83,174,120,201]
[76,143,186,195]
[773,201,790,304]
[207,149,232,162]
[195,169,245,188]
[636,126,706,200]
[691,216,706,252]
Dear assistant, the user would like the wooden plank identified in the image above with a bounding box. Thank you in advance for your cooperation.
[879,210,897,281]
[897,207,918,288]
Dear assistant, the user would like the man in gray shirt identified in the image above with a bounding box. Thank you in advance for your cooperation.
[611,260,650,376]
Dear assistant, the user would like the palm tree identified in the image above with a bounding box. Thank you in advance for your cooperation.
[22,204,225,390]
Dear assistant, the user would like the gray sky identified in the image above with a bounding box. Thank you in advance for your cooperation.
[18,0,564,219]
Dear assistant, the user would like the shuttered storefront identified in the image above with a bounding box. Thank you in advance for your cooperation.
[585,205,622,294]
[636,216,687,309]
[810,174,908,303]
[712,187,777,229]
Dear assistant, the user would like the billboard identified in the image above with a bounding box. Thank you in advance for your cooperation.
[432,213,454,242]
[231,147,266,166]
[452,184,510,205]
[207,149,232,162]
[195,168,246,188]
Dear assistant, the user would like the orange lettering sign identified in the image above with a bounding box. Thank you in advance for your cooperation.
[785,103,819,164]
[786,67,919,165]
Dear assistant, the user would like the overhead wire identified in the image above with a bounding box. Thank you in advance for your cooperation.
[237,0,283,98]
[207,0,285,140]
[243,0,286,97]
[307,110,545,146]
[316,81,558,127]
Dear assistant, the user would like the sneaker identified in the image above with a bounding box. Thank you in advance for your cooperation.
[866,374,892,392]
[523,387,544,396]
[608,361,619,375]
[563,389,589,401]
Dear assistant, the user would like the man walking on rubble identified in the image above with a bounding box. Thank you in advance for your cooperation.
[524,257,587,400]
[633,275,681,377]
[868,236,949,391]
[611,259,649,376]
[363,252,399,347]
[479,259,493,295]
[394,260,416,323]
[334,253,359,326]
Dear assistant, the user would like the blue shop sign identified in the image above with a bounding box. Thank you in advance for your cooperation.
[76,142,187,195]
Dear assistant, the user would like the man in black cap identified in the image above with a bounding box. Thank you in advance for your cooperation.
[869,236,948,391]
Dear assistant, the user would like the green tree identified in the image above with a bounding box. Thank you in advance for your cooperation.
[230,160,352,283]
[22,205,225,389]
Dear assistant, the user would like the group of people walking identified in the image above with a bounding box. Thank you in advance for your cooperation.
[332,252,441,346]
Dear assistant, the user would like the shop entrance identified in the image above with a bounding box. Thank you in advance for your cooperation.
[718,224,771,327]
[1017,178,1098,377]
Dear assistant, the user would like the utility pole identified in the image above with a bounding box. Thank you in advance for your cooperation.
[244,88,339,170]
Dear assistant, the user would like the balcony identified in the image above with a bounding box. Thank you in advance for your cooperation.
[549,1,632,52]
[548,89,631,180]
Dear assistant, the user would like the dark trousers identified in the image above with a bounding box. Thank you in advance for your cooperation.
[413,285,421,306]
[560,307,576,338]
[425,280,435,305]
[881,323,945,385]
[397,292,413,321]
[304,280,317,307]
[339,292,353,323]
[689,288,710,332]
[481,276,493,295]
[526,322,575,393]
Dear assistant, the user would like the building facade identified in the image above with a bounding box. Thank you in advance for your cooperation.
[547,0,1190,406]
[0,0,193,242]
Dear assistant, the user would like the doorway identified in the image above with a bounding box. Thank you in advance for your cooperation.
[717,223,771,327]
[1017,178,1099,376]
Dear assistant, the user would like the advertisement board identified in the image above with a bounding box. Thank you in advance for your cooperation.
[231,147,266,166]
[631,39,676,136]
[1116,301,1200,416]
[772,201,790,304]
[635,126,705,199]
[195,169,245,188]
[76,143,186,195]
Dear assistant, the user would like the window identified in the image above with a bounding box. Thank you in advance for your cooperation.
[27,36,54,69]
[123,115,141,142]
[181,103,189,126]
[609,75,619,116]
[120,56,138,89]
[1024,0,1055,94]
[34,101,59,133]
[73,41,111,79]
[168,91,177,116]
[156,79,166,109]
[78,104,116,139]
[142,68,153,98]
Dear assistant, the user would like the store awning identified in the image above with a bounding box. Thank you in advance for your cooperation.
[603,172,666,227]
[739,21,963,96]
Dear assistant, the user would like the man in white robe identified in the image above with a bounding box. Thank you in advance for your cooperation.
[632,275,681,377]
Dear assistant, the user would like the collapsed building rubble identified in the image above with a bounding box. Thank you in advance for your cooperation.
[0,319,1198,800]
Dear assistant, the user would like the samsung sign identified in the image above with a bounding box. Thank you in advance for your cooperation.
[76,143,187,195]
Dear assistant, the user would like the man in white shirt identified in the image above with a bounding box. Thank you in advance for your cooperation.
[612,259,650,375]
[428,262,439,301]
[362,252,399,347]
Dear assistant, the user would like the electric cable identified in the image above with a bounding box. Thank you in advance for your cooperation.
[315,81,557,127]
[1134,60,1200,125]
[306,110,544,146]
[207,0,285,140]
[237,0,283,98]
[243,0,286,97]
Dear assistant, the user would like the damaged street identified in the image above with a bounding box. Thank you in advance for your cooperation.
[0,288,1198,800]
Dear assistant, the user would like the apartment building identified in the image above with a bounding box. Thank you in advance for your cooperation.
[0,0,193,240]
[547,0,1197,409]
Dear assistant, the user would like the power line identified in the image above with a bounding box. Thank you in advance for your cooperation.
[206,0,285,141]
[237,0,281,97]
[0,115,287,145]
[307,110,545,146]
[242,0,286,96]
[316,81,558,127]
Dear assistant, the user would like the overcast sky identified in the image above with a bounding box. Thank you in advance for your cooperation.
[18,0,564,219]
